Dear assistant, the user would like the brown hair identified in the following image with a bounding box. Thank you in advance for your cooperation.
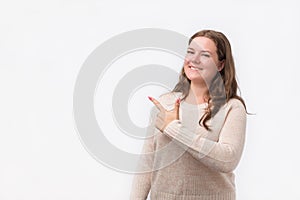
[172,30,247,130]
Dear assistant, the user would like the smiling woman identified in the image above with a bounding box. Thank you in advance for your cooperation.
[130,30,248,200]
[184,36,225,102]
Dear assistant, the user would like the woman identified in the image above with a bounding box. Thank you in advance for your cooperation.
[130,30,247,200]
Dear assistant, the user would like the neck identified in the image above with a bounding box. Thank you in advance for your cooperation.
[186,81,209,104]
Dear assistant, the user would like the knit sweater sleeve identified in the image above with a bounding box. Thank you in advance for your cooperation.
[130,108,158,200]
[163,99,247,173]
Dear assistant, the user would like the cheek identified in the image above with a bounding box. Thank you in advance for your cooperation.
[204,59,218,71]
[184,57,190,64]
[183,58,190,69]
[183,59,190,69]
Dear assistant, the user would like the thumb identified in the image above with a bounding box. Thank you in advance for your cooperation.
[174,98,180,119]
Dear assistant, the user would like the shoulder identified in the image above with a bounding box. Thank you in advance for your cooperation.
[225,98,247,114]
[157,91,183,110]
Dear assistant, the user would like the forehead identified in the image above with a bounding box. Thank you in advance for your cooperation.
[189,37,217,52]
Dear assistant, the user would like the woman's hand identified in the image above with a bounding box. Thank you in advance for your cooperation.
[148,96,181,132]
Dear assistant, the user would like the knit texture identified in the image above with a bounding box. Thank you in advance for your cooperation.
[130,92,247,200]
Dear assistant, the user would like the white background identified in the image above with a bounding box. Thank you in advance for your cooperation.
[1,0,300,199]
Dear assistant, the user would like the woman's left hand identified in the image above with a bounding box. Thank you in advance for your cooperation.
[148,96,181,132]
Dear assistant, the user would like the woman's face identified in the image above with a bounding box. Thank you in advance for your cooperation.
[184,36,224,85]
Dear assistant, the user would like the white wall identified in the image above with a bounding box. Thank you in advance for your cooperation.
[1,0,300,199]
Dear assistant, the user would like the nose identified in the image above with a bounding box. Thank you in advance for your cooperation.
[190,53,201,64]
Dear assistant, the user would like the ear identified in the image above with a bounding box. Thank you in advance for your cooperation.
[217,60,225,72]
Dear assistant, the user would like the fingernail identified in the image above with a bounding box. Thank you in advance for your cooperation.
[148,96,153,101]
[176,98,180,104]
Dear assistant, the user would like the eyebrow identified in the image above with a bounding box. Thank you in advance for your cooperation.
[187,47,212,54]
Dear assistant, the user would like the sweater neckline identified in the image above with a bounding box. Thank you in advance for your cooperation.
[172,92,207,110]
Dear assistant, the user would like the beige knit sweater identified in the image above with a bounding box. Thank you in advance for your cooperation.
[130,92,247,200]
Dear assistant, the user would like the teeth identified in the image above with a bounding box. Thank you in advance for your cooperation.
[190,66,201,70]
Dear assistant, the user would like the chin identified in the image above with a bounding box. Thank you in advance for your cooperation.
[186,75,206,83]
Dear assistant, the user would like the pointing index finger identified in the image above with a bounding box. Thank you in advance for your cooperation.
[148,96,165,111]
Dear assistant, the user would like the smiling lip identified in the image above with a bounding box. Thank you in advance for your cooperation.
[189,65,203,70]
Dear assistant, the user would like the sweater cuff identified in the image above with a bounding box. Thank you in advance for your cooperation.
[163,120,216,156]
[163,120,197,147]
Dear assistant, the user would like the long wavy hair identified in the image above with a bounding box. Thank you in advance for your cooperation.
[172,30,247,131]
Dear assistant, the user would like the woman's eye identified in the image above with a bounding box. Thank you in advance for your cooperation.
[201,54,210,57]
[187,50,194,54]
